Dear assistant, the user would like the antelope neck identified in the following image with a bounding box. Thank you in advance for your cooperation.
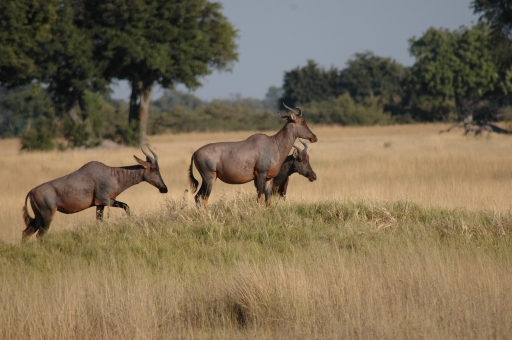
[115,165,146,190]
[282,156,296,176]
[271,123,298,162]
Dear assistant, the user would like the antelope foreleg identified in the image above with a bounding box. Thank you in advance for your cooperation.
[111,200,130,216]
[280,178,290,199]
[96,206,104,221]
[264,179,273,206]
[98,200,131,218]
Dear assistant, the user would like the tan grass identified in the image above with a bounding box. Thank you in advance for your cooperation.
[1,124,512,338]
[0,202,512,339]
[2,123,512,242]
[1,196,511,339]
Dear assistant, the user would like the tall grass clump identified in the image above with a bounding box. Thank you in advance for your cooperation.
[1,195,512,339]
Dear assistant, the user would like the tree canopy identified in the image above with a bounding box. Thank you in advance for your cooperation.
[279,60,340,108]
[80,0,239,146]
[0,0,238,148]
[409,24,502,121]
[279,53,408,114]
[339,52,408,116]
[472,0,512,38]
[0,0,59,87]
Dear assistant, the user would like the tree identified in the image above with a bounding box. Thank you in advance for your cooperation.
[0,0,108,149]
[339,51,409,116]
[409,24,501,122]
[43,0,108,123]
[0,0,59,87]
[279,60,341,108]
[472,0,512,38]
[82,0,238,146]
[0,85,54,137]
[472,0,512,110]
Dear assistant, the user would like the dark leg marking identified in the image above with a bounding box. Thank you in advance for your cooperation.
[96,206,104,221]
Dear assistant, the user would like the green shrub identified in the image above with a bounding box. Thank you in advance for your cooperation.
[20,126,55,151]
[110,120,139,146]
[149,102,283,134]
[63,119,91,148]
[305,93,392,125]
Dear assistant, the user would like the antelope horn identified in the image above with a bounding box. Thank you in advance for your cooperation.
[283,103,300,116]
[299,139,308,152]
[292,144,301,152]
[295,107,303,116]
[148,146,158,162]
[141,147,154,163]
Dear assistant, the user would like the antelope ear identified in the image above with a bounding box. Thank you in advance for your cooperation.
[134,155,149,169]
[292,149,299,159]
[281,114,297,122]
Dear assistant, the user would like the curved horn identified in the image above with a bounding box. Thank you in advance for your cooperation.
[295,107,303,116]
[292,144,301,152]
[147,146,158,162]
[283,102,299,116]
[299,139,308,152]
[141,147,154,163]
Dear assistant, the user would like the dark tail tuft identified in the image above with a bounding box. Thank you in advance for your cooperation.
[188,155,199,194]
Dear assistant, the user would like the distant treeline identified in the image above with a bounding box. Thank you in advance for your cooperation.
[0,87,287,150]
[2,21,512,150]
[280,24,512,125]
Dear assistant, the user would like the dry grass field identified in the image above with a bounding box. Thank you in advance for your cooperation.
[1,123,512,242]
[1,124,512,339]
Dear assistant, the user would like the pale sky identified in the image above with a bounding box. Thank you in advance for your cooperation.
[111,0,479,101]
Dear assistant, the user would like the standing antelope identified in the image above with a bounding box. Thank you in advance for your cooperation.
[22,147,167,241]
[188,103,318,206]
[271,139,317,198]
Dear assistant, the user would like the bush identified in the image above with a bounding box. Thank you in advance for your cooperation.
[110,120,139,146]
[305,93,392,125]
[67,92,137,147]
[406,95,457,122]
[20,127,55,151]
[149,102,283,134]
[63,119,91,148]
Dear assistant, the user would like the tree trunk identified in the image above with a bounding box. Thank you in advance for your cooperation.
[129,83,140,124]
[129,81,152,147]
[454,94,473,123]
[139,87,151,147]
[69,105,80,123]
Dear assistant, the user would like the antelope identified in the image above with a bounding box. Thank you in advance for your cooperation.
[188,103,318,207]
[271,139,316,198]
[22,147,167,241]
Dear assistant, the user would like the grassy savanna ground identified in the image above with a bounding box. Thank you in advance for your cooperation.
[1,123,512,242]
[1,124,512,338]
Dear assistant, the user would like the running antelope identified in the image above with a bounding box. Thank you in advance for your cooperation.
[22,147,167,241]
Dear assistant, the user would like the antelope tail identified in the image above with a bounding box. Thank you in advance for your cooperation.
[22,191,34,228]
[188,155,199,194]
